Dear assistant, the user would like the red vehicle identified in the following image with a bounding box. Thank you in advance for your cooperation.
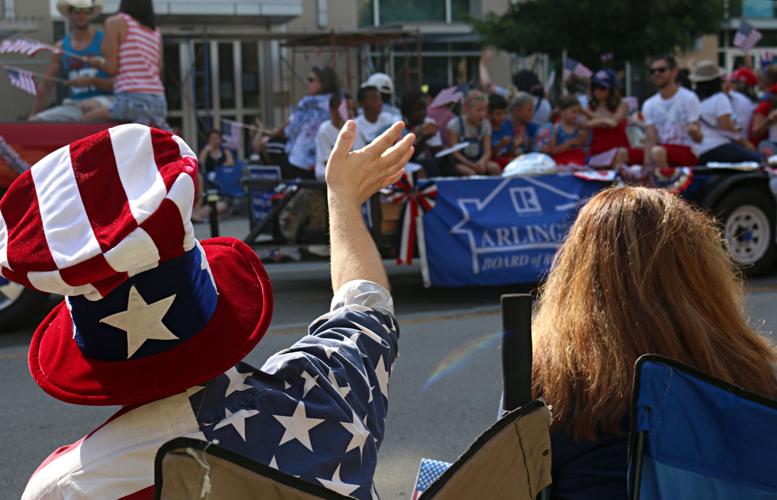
[0,122,113,327]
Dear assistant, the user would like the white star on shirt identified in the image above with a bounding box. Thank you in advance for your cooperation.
[341,410,370,460]
[375,355,390,399]
[213,408,259,441]
[269,456,279,469]
[224,367,252,397]
[301,370,319,397]
[322,343,339,359]
[274,401,324,452]
[328,369,351,400]
[350,321,384,345]
[99,286,178,358]
[317,465,360,496]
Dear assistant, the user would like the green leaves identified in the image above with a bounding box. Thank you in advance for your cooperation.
[474,0,731,67]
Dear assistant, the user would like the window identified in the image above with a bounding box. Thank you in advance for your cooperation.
[358,0,473,26]
[163,42,182,111]
[742,0,774,18]
[218,43,236,110]
[241,42,260,110]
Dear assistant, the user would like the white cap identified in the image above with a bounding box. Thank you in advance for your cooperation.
[362,72,394,95]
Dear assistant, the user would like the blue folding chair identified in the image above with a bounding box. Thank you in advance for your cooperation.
[628,354,777,499]
[214,161,246,198]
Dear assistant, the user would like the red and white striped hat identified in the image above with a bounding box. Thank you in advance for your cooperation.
[1,124,273,405]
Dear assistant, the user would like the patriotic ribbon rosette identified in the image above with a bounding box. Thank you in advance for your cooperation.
[653,166,693,193]
[385,172,437,265]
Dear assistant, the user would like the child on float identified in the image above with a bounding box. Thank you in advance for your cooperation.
[509,92,540,157]
[315,92,356,180]
[401,89,449,177]
[543,95,587,166]
[488,94,514,168]
[446,90,501,176]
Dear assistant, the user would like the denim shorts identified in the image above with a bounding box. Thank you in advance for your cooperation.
[110,92,169,129]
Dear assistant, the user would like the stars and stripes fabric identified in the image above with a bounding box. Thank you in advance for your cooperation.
[221,119,242,150]
[22,280,399,500]
[563,58,593,81]
[0,38,53,56]
[386,173,438,265]
[0,123,198,301]
[761,50,774,69]
[429,85,462,109]
[734,21,762,52]
[588,147,618,167]
[412,458,451,499]
[6,67,37,95]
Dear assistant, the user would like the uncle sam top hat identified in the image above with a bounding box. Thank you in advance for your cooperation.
[0,124,272,406]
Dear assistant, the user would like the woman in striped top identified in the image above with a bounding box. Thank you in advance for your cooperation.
[82,0,168,128]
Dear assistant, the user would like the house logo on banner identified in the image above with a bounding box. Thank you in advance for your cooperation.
[450,177,582,275]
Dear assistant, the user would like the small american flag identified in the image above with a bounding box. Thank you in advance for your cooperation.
[0,38,52,56]
[563,58,593,81]
[412,458,451,499]
[221,119,241,150]
[429,86,462,109]
[761,51,774,69]
[734,21,762,52]
[623,96,639,114]
[337,96,349,122]
[6,68,37,96]
[588,147,619,167]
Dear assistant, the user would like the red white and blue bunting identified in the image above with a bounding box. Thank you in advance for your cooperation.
[386,173,438,265]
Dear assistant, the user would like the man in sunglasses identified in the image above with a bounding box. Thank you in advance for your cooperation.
[641,54,703,168]
[30,0,113,122]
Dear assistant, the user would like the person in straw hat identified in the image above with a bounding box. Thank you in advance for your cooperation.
[30,0,113,122]
[689,59,762,164]
[19,121,414,499]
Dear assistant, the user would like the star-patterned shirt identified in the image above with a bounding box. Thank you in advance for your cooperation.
[22,280,398,500]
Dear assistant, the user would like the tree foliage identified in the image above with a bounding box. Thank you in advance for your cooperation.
[474,0,736,67]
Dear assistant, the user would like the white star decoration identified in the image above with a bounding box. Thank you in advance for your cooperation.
[269,456,278,469]
[350,321,384,345]
[317,465,360,496]
[224,367,252,397]
[341,410,369,459]
[99,286,178,358]
[301,370,319,397]
[274,401,324,452]
[328,369,351,400]
[214,408,259,441]
[375,356,390,399]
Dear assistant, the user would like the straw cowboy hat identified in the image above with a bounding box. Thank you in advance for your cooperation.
[1,124,273,406]
[56,0,103,18]
[689,60,726,82]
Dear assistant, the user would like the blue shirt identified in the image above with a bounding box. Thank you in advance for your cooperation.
[61,31,111,100]
[491,120,514,157]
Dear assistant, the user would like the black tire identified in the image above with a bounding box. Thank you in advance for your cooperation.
[714,187,777,276]
[0,281,51,331]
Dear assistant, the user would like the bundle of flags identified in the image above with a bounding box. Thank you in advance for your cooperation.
[429,85,462,109]
[6,68,37,96]
[0,38,53,57]
[221,119,242,150]
[734,20,762,53]
[563,58,593,82]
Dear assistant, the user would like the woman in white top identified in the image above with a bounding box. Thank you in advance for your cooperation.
[82,0,167,128]
[690,61,761,164]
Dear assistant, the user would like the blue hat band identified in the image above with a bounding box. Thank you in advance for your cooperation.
[68,245,218,361]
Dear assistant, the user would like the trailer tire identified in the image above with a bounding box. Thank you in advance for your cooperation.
[714,187,777,276]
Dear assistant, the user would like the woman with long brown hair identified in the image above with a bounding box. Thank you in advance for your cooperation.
[533,186,777,499]
[586,69,639,167]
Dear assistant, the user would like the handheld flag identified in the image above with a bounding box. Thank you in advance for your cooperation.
[6,67,37,95]
[0,38,53,57]
[563,58,593,82]
[588,148,618,168]
[761,51,774,69]
[429,85,462,109]
[734,21,762,52]
[221,119,241,150]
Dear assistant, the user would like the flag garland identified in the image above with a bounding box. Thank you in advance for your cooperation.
[385,173,438,265]
[653,167,693,193]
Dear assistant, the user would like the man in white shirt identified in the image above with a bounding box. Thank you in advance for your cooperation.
[641,55,703,167]
[354,85,396,149]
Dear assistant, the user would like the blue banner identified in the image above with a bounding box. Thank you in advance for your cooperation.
[421,175,606,286]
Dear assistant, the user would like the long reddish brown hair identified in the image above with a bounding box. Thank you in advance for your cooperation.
[532,186,777,441]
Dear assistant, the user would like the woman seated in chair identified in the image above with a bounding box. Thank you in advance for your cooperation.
[531,186,777,500]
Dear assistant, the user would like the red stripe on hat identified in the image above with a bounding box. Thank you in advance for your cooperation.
[2,267,35,290]
[69,130,138,251]
[1,172,57,272]
[59,254,127,290]
[140,199,185,262]
[150,129,191,190]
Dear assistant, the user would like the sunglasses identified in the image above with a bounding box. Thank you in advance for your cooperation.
[650,67,669,75]
[70,7,94,14]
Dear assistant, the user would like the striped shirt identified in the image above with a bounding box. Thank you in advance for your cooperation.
[114,13,164,95]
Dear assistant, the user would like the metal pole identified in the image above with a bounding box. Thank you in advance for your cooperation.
[501,293,533,412]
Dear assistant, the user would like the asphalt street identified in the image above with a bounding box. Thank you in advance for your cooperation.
[1,219,777,499]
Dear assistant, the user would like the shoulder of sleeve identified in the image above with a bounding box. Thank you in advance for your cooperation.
[447,116,460,132]
[482,120,493,136]
[715,93,734,116]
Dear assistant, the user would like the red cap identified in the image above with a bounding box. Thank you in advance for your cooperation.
[728,67,757,87]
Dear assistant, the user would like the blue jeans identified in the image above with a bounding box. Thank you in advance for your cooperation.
[698,142,762,164]
[110,92,169,130]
